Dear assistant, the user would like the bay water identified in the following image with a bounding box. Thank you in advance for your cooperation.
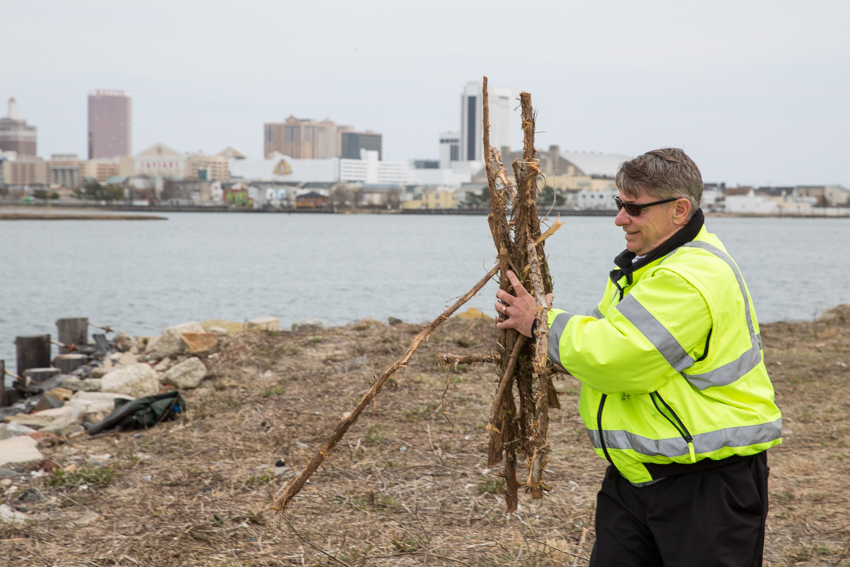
[1,213,847,374]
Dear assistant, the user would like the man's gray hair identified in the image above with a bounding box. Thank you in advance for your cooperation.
[616,148,703,218]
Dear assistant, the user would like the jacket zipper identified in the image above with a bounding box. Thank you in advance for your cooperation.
[651,391,697,462]
[597,394,614,465]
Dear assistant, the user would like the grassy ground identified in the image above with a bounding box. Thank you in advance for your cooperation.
[1,308,848,566]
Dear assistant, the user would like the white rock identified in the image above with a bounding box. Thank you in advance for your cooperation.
[61,377,103,392]
[114,330,139,353]
[153,357,172,372]
[101,363,159,398]
[117,351,138,367]
[161,357,207,389]
[147,322,205,359]
[0,436,43,467]
[0,504,28,524]
[91,367,109,379]
[0,423,37,440]
[69,392,133,423]
[41,405,83,436]
[248,317,280,331]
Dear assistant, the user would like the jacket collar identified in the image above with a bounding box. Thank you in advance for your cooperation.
[609,208,705,295]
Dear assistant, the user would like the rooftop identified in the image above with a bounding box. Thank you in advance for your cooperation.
[560,151,631,178]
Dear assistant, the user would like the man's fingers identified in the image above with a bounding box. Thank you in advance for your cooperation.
[495,289,514,305]
[506,270,530,297]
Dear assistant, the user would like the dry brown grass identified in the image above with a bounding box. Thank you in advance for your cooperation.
[1,309,849,566]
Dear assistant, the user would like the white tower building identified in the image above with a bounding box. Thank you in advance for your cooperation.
[460,81,512,163]
[438,131,460,169]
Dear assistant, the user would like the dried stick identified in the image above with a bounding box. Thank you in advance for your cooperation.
[273,263,499,513]
[486,336,526,438]
[526,235,550,376]
[437,353,498,366]
[572,528,588,567]
[535,218,564,247]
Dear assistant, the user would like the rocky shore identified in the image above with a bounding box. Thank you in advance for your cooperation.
[1,308,848,566]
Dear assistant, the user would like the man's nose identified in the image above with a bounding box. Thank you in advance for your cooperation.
[615,207,631,227]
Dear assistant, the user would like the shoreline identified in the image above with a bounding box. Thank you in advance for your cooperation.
[0,212,166,221]
[1,202,848,218]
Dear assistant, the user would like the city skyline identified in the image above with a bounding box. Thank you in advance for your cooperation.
[3,0,849,187]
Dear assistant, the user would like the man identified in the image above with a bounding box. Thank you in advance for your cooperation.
[495,148,781,567]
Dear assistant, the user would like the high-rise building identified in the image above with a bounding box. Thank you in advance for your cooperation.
[340,130,382,160]
[88,90,132,159]
[264,116,338,159]
[438,131,460,169]
[0,98,37,157]
[460,81,512,162]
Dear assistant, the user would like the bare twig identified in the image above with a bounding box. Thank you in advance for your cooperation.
[487,337,526,437]
[283,517,353,567]
[572,528,589,567]
[437,353,499,366]
[535,218,564,247]
[273,263,499,513]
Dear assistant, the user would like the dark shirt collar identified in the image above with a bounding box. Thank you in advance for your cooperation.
[609,208,705,294]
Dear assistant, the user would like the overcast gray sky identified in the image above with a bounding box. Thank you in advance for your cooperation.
[4,0,849,187]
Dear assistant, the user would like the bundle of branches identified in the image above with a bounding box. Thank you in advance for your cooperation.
[272,78,560,516]
[480,77,561,512]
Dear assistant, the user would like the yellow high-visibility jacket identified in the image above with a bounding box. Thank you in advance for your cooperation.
[547,225,782,484]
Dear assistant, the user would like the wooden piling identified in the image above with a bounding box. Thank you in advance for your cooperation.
[24,368,61,384]
[54,353,88,374]
[15,334,51,378]
[56,318,88,353]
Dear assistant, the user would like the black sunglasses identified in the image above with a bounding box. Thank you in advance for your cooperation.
[614,196,680,216]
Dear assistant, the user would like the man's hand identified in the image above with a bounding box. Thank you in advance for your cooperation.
[494,270,553,337]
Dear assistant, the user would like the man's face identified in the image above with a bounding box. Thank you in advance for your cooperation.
[614,189,681,256]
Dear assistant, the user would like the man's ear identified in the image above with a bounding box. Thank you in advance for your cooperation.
[674,198,691,225]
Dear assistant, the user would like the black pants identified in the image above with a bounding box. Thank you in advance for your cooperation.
[590,453,769,567]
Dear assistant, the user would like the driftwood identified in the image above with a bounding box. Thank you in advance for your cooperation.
[449,78,562,511]
[273,264,499,513]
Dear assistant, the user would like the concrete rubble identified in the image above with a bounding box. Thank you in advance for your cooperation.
[0,422,37,440]
[248,317,280,331]
[2,316,289,439]
[101,363,159,398]
[162,357,208,389]
[181,332,218,355]
[0,436,43,467]
[0,503,28,524]
[146,321,206,359]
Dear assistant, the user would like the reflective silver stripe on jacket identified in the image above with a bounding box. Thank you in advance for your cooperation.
[591,307,604,319]
[679,241,763,390]
[586,417,782,457]
[616,295,696,372]
[548,312,575,369]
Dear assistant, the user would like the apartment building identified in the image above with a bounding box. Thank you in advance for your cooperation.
[88,90,132,159]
